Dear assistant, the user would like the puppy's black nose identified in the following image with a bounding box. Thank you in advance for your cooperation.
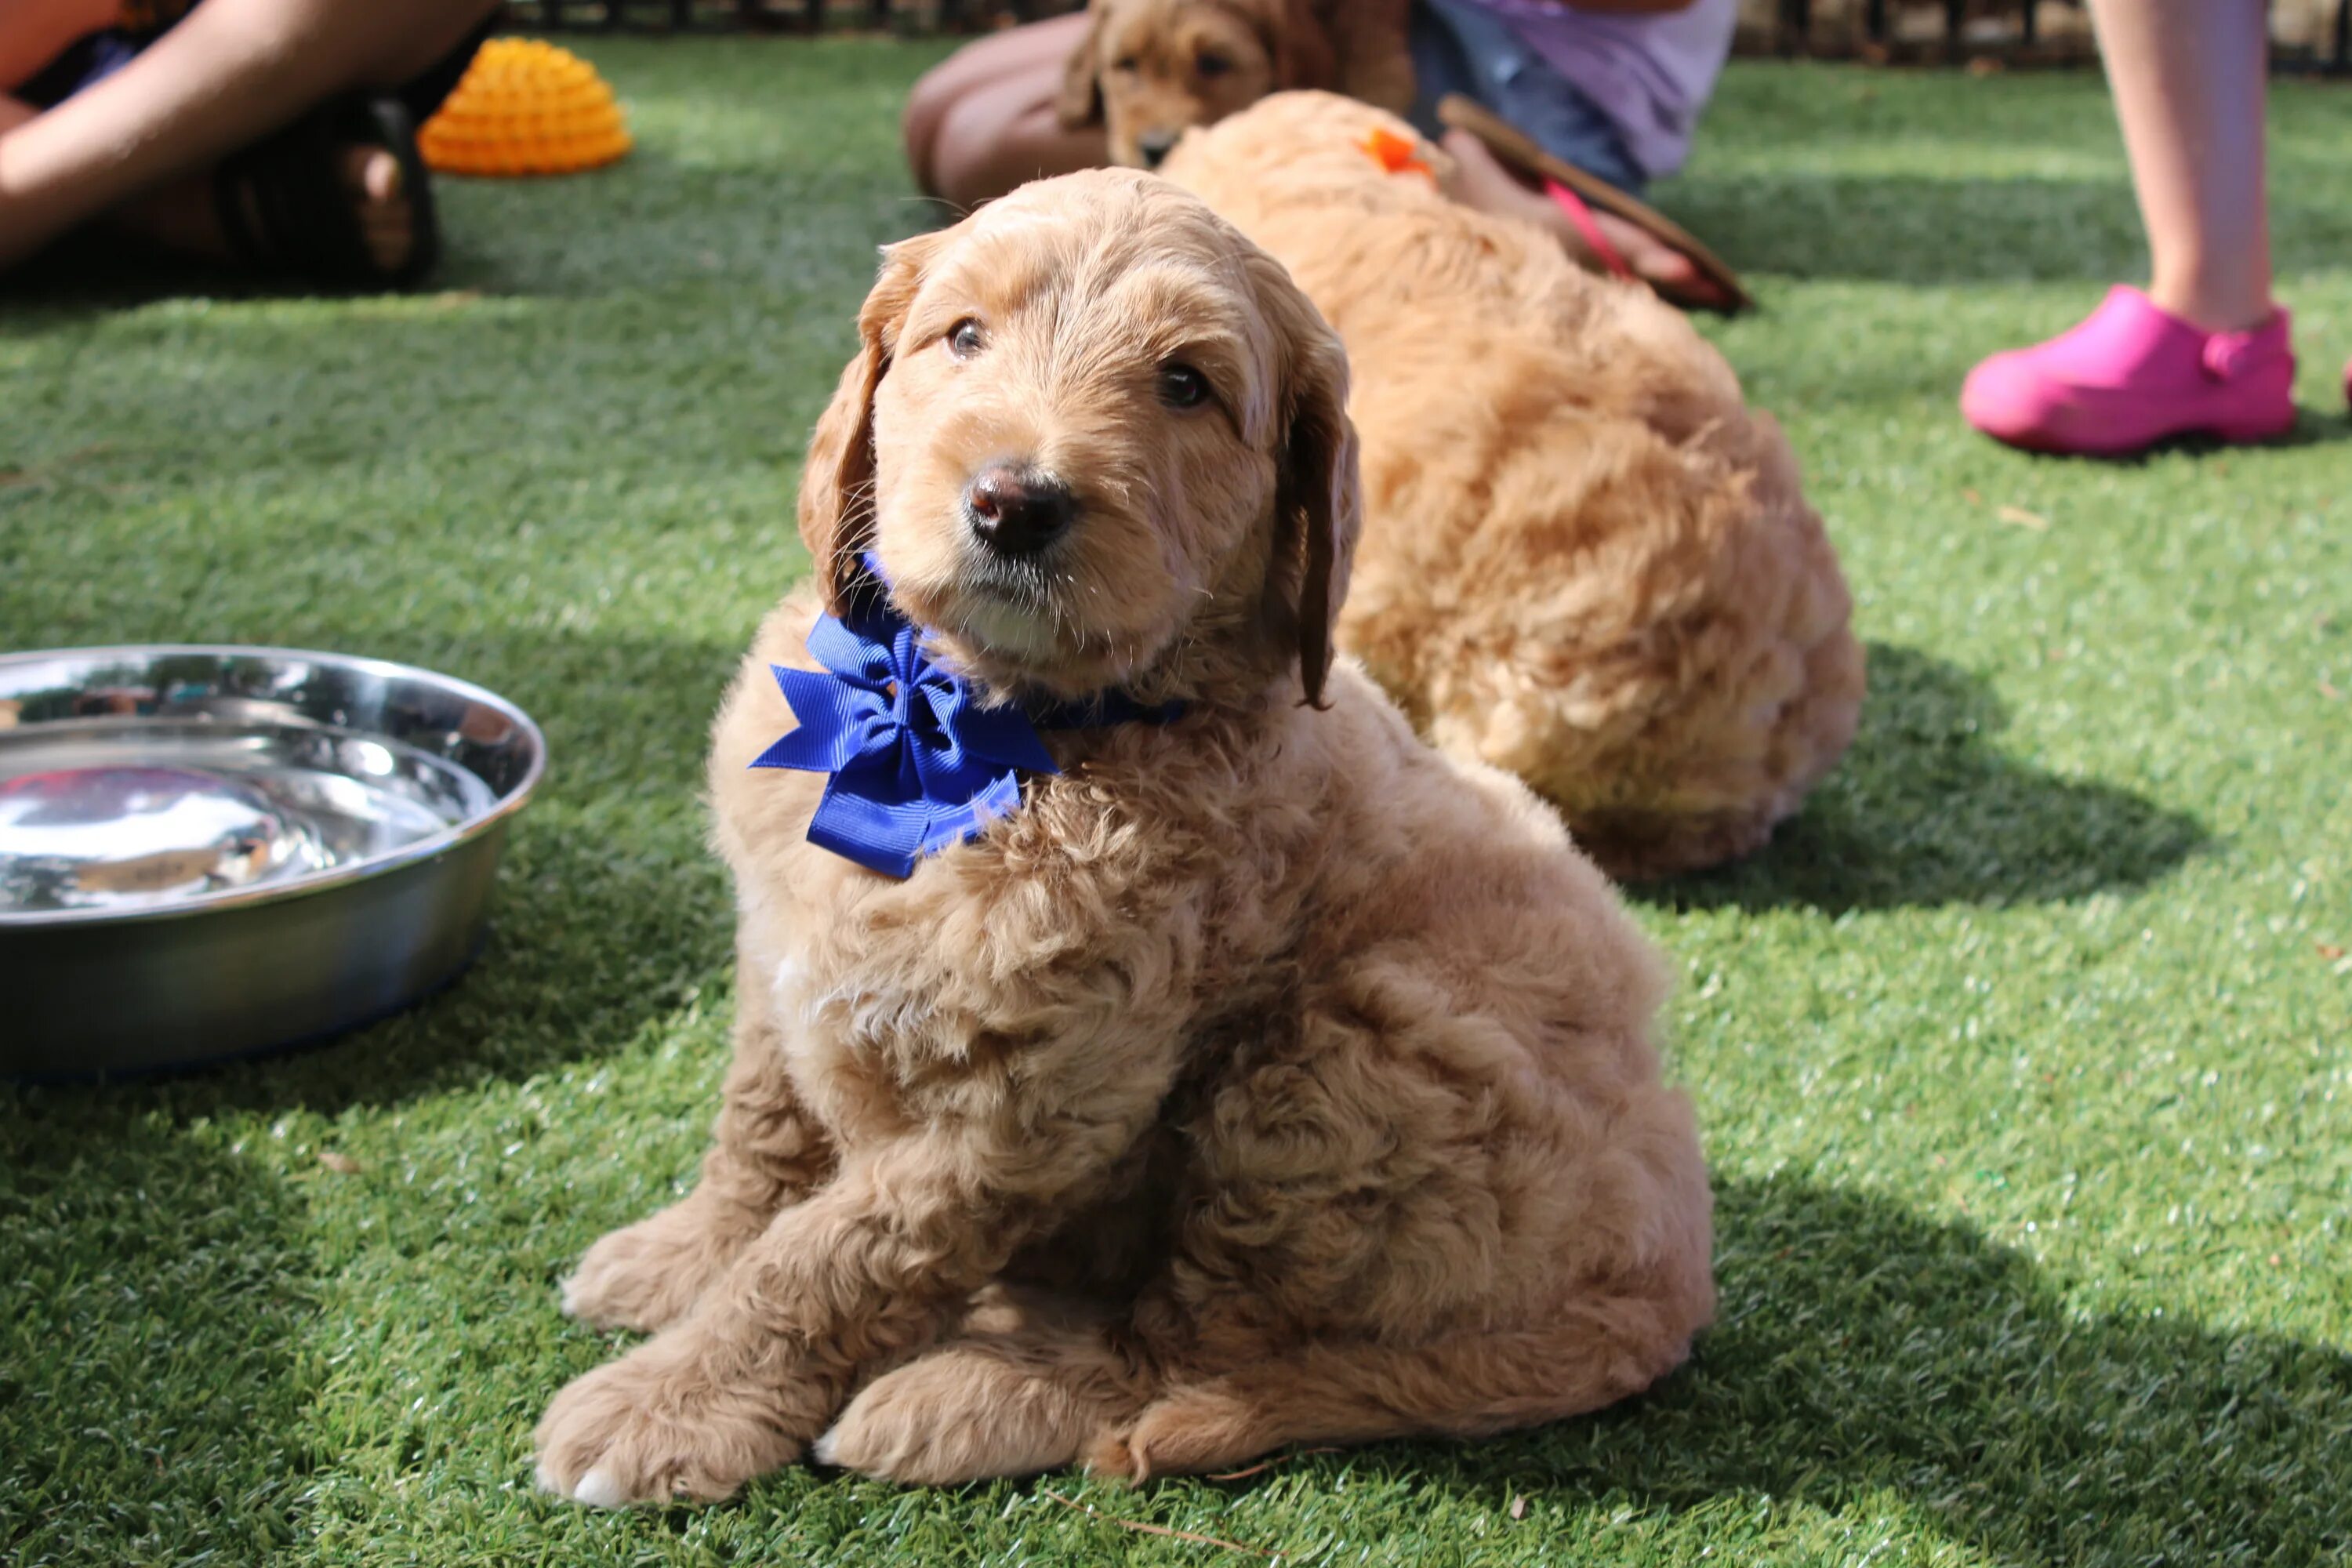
[1136,130,1178,168]
[964,466,1076,557]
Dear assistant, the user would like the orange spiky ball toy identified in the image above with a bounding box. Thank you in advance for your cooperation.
[419,38,632,178]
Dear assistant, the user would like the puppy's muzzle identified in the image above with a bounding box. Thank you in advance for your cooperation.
[963,465,1076,559]
[1135,130,1178,169]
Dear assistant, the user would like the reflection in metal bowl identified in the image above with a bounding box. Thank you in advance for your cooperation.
[0,646,546,1079]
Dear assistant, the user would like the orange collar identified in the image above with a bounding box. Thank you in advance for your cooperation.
[1356,126,1435,183]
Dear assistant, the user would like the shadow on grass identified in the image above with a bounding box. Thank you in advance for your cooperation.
[1382,1176,2352,1564]
[2014,408,2352,463]
[0,1108,320,1565]
[1,227,303,315]
[12,641,2206,1108]
[4,223,523,315]
[0,140,922,314]
[1642,644,2206,913]
[8,169,2323,316]
[231,628,735,1116]
[0,626,746,1555]
[1664,171,2350,288]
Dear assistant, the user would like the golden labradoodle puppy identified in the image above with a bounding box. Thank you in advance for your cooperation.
[534,169,1712,1506]
[1164,93,1866,879]
[1058,0,1415,169]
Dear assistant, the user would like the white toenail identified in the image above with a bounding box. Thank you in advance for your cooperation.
[810,1425,842,1465]
[571,1466,630,1508]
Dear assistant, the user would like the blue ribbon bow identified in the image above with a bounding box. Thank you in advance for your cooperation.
[751,560,1178,878]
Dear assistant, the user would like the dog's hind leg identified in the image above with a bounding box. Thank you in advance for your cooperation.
[1098,1287,1708,1479]
[813,1290,1156,1484]
[561,935,837,1331]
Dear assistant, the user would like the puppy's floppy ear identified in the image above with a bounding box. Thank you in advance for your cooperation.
[797,229,946,611]
[1264,281,1360,708]
[1056,0,1111,129]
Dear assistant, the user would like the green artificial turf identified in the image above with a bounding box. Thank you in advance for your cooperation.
[5,38,2350,1568]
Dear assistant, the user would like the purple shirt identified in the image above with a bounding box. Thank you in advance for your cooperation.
[1452,0,1737,179]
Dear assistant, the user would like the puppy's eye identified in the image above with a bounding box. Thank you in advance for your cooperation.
[1195,50,1233,78]
[1112,55,1139,73]
[947,319,985,360]
[1157,362,1210,409]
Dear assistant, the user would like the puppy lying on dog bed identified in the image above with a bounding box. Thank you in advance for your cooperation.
[533,169,1713,1504]
[1164,93,1864,878]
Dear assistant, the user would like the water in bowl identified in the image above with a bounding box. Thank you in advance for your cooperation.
[0,722,496,914]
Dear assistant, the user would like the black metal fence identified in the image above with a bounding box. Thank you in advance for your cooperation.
[502,0,2351,76]
[1744,1,2350,74]
[500,0,1071,33]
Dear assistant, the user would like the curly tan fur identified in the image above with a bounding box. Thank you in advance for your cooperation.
[533,169,1712,1506]
[1163,93,1867,878]
[1058,0,1414,167]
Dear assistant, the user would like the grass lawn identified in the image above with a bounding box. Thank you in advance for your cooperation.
[5,38,2350,1568]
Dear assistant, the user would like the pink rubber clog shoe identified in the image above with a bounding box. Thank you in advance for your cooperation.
[1962,286,2296,456]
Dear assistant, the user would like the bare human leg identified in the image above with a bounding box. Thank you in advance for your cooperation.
[2088,0,2271,334]
[903,13,1105,210]
[1957,0,2294,454]
[0,0,497,273]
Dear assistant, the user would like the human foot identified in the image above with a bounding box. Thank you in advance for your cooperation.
[1961,285,2296,457]
[209,95,438,289]
[1438,127,1736,311]
[340,143,416,273]
[1557,187,1735,311]
[149,144,412,264]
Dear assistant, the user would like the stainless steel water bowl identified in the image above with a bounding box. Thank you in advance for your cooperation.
[0,646,545,1079]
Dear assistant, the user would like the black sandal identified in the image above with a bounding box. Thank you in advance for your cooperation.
[213,93,440,291]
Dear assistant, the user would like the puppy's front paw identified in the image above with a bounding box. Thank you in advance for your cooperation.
[561,1207,737,1332]
[815,1343,1109,1484]
[1095,1388,1267,1481]
[813,1363,1027,1484]
[533,1338,799,1506]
